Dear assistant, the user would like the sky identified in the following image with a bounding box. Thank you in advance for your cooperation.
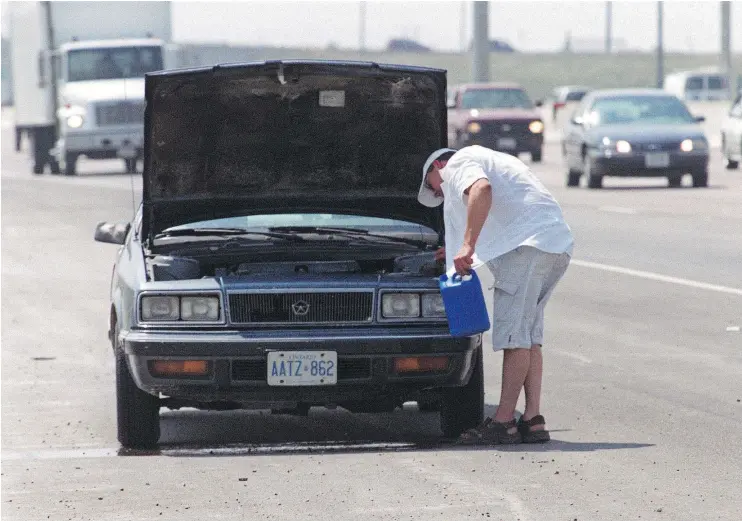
[2,0,741,53]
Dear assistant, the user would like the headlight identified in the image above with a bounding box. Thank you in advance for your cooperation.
[141,296,179,321]
[181,296,220,321]
[615,140,632,153]
[382,293,420,318]
[680,139,706,151]
[466,122,482,133]
[528,120,544,134]
[66,114,84,128]
[421,293,446,317]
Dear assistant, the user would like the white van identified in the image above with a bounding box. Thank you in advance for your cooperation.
[664,70,732,101]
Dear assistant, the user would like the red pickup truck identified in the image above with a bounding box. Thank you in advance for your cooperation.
[447,82,545,162]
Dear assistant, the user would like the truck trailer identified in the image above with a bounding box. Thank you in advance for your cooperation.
[8,1,172,175]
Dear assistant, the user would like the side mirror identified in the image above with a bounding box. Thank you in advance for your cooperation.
[446,100,456,109]
[535,100,544,107]
[571,115,584,126]
[694,115,706,123]
[94,221,131,245]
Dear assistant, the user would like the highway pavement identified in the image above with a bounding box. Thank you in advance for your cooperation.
[2,109,741,520]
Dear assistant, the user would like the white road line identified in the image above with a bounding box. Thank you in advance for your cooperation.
[598,205,638,214]
[726,326,741,332]
[551,349,592,364]
[572,259,742,296]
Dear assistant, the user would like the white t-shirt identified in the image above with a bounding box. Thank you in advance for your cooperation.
[440,145,574,270]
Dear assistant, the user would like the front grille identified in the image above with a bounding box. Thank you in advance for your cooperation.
[95,101,145,126]
[231,357,372,381]
[635,142,679,152]
[478,120,531,137]
[228,292,373,324]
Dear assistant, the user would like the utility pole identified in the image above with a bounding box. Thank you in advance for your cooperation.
[656,1,664,88]
[472,1,489,82]
[605,1,612,54]
[460,1,467,53]
[721,1,732,78]
[359,1,366,53]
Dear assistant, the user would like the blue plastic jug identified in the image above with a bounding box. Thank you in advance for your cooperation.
[439,270,491,337]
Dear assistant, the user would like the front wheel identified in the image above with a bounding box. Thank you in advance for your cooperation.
[440,346,484,438]
[584,156,603,189]
[531,149,543,163]
[566,169,581,187]
[125,158,138,174]
[668,174,682,188]
[64,153,78,176]
[692,170,708,188]
[114,323,160,449]
[726,158,740,170]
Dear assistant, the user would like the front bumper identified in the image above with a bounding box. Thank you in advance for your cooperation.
[590,149,709,176]
[123,328,481,405]
[53,127,143,158]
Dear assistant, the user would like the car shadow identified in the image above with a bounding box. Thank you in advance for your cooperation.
[597,185,727,191]
[116,403,654,457]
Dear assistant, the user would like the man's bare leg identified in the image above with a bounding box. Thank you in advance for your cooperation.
[522,345,545,431]
[492,348,531,433]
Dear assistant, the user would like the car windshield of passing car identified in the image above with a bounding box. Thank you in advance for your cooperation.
[584,95,697,126]
[94,60,485,450]
[460,88,534,109]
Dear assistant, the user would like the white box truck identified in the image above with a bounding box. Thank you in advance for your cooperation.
[8,1,172,175]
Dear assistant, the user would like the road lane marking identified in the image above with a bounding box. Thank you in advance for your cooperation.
[571,259,742,296]
[726,326,740,332]
[598,205,638,214]
[551,349,592,364]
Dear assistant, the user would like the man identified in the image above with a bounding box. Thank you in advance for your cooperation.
[418,145,573,444]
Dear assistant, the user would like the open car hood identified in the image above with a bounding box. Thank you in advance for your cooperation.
[141,60,447,240]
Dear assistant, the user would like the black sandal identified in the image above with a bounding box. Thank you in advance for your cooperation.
[517,415,551,443]
[455,417,522,445]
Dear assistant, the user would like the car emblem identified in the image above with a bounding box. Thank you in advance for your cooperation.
[502,124,511,132]
[291,300,310,316]
[647,144,659,150]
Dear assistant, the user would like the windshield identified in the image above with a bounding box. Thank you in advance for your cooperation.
[587,96,696,125]
[460,88,533,109]
[67,46,163,81]
[164,213,436,235]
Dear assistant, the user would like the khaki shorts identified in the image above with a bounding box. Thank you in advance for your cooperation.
[486,246,570,350]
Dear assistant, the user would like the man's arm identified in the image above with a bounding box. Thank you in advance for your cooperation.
[453,178,492,274]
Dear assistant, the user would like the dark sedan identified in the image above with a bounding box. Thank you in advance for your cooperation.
[563,89,709,188]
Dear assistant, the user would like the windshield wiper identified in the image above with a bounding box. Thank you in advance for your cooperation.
[268,226,432,249]
[155,227,304,241]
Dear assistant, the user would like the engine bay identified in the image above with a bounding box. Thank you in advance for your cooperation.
[147,250,443,281]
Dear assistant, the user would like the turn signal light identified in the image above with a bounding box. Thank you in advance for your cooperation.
[149,360,210,377]
[394,356,449,373]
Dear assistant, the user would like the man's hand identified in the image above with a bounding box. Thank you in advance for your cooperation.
[434,247,446,261]
[453,243,475,275]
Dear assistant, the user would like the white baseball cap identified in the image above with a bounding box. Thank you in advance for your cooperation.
[417,148,457,207]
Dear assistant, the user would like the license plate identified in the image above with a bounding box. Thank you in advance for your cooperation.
[497,138,517,150]
[644,152,669,168]
[266,351,337,386]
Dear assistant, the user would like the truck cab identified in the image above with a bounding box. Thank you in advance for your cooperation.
[52,39,166,175]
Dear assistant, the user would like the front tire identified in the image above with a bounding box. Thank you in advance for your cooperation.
[584,155,603,189]
[668,174,682,188]
[114,323,160,449]
[125,158,138,174]
[692,169,708,188]
[531,149,543,163]
[566,169,581,187]
[440,346,484,438]
[726,158,740,170]
[64,153,78,176]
